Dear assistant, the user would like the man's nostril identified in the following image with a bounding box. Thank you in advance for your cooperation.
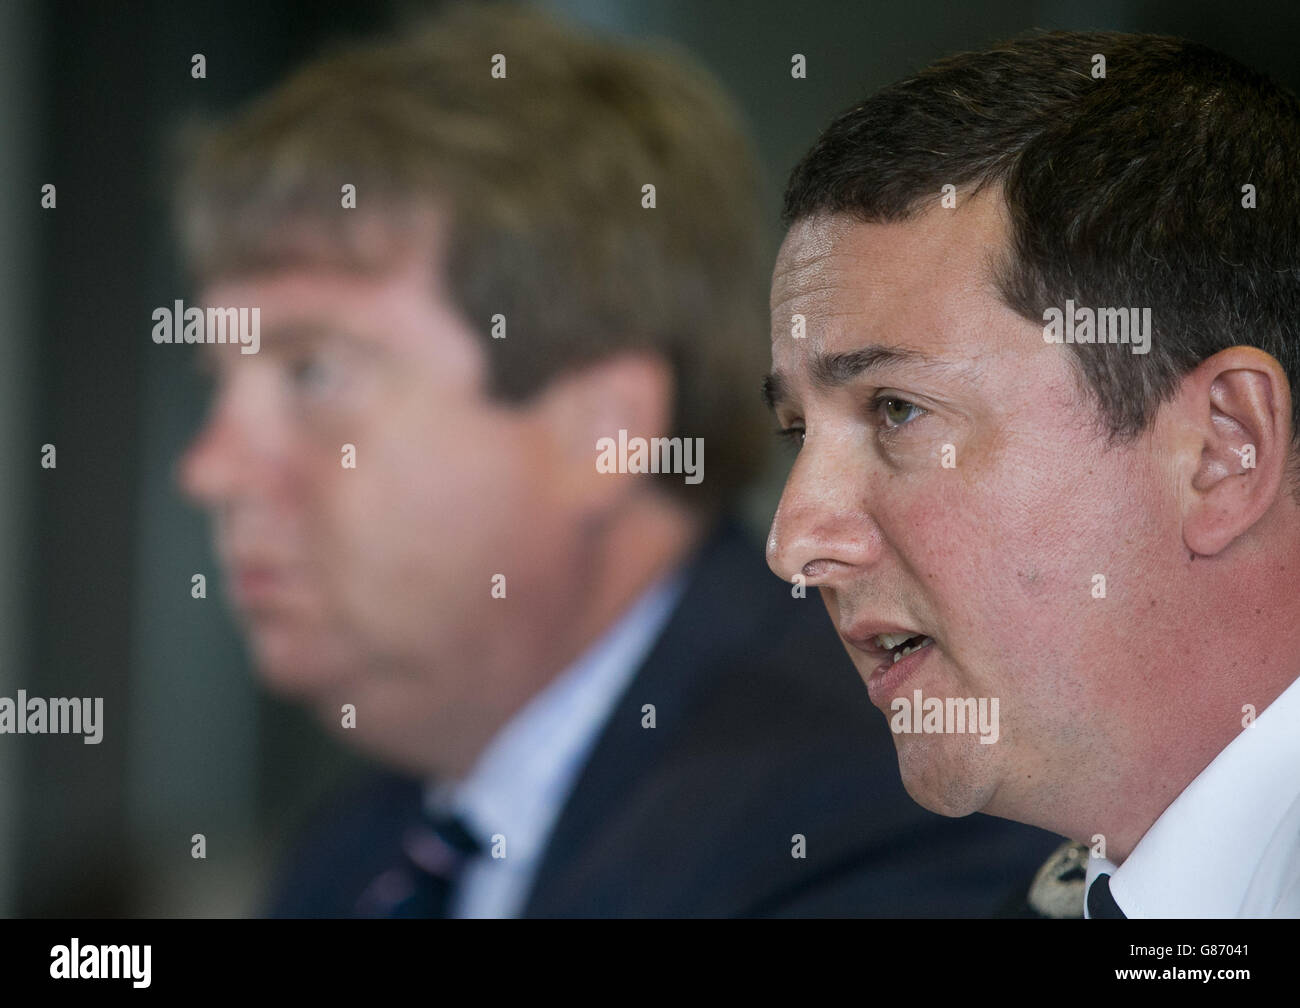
[801,559,829,580]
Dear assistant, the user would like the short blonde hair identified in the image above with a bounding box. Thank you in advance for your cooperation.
[177,2,769,512]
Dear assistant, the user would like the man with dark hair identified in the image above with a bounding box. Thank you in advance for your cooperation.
[176,3,1056,916]
[766,30,1300,917]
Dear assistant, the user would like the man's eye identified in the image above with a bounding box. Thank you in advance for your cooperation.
[287,354,339,396]
[775,425,806,451]
[874,396,925,429]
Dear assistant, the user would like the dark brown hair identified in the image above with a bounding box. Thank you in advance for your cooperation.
[784,31,1300,496]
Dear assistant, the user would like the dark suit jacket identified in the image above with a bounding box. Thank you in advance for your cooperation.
[267,519,1060,916]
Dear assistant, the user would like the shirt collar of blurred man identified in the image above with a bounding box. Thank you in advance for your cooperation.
[424,570,686,917]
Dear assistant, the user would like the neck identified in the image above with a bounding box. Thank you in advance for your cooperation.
[1073,521,1300,863]
[433,493,705,779]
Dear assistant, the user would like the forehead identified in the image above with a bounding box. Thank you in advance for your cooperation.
[198,252,483,375]
[770,194,1014,370]
[201,252,431,326]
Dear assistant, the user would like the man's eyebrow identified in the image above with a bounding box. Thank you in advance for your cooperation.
[192,321,344,373]
[762,345,960,413]
[257,322,339,348]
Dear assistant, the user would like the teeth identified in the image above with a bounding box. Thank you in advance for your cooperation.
[875,632,915,650]
[890,636,934,663]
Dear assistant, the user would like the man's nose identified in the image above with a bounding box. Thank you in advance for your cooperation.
[178,399,241,510]
[766,434,884,589]
[176,380,273,509]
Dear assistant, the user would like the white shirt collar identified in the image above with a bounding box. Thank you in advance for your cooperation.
[424,568,687,916]
[1086,675,1300,917]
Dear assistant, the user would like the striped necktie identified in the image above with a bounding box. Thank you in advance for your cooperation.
[354,810,481,918]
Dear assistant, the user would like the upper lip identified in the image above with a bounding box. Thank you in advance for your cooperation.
[221,542,289,569]
[838,621,930,658]
[222,550,291,587]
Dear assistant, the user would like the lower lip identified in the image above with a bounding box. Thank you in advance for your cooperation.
[865,642,935,707]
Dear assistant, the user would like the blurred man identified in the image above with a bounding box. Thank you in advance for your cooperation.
[766,30,1300,918]
[177,3,1056,917]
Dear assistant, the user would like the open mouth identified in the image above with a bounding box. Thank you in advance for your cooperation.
[874,632,935,663]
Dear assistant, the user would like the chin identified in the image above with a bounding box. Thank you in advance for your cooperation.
[895,735,994,818]
[246,627,358,699]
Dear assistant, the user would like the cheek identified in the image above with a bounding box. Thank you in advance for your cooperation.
[904,438,1168,716]
[314,411,545,616]
[328,431,481,571]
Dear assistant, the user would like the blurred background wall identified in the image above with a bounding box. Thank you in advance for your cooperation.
[4,0,1298,915]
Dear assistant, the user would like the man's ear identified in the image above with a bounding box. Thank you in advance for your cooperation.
[532,352,674,515]
[1178,347,1293,556]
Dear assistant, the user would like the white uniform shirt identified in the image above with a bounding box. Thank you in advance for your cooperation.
[1085,675,1300,918]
